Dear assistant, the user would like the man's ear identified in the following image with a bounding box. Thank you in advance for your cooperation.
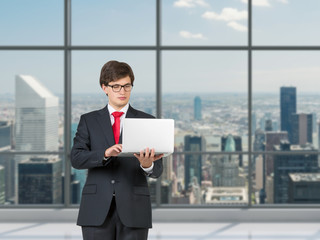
[102,84,108,96]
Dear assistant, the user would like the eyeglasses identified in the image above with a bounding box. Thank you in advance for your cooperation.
[107,84,133,92]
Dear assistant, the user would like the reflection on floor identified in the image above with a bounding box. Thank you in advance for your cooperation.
[0,222,320,240]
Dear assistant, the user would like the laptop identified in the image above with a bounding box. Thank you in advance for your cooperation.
[118,118,174,157]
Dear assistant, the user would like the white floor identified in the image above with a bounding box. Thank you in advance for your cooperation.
[1,222,320,240]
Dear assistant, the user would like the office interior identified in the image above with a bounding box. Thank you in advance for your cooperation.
[1,0,320,239]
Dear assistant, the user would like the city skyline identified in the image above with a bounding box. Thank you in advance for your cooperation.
[1,73,320,205]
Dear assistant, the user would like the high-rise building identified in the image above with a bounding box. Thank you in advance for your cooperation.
[162,155,173,182]
[312,113,317,133]
[221,135,242,152]
[265,119,273,131]
[318,121,320,151]
[273,141,318,203]
[0,121,11,148]
[253,129,265,191]
[264,131,288,176]
[0,165,5,204]
[184,135,205,190]
[291,113,313,145]
[0,121,13,201]
[253,129,265,152]
[265,174,274,204]
[251,112,256,136]
[15,75,59,152]
[280,86,296,142]
[18,157,62,204]
[194,96,202,121]
[288,173,320,203]
[211,135,245,187]
[221,134,242,166]
[14,75,59,203]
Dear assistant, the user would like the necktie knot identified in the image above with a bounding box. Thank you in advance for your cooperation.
[112,111,124,118]
[112,112,124,144]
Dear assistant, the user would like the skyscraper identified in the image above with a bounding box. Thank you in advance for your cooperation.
[253,129,265,152]
[194,96,202,120]
[0,121,11,148]
[280,87,296,142]
[0,121,13,201]
[0,165,5,204]
[273,141,318,203]
[265,119,273,131]
[15,75,59,152]
[184,135,205,190]
[14,75,59,203]
[221,134,242,166]
[318,121,320,151]
[18,157,62,204]
[312,113,317,133]
[288,173,320,203]
[265,131,288,176]
[253,129,265,191]
[291,113,313,145]
[211,135,245,187]
[251,112,256,136]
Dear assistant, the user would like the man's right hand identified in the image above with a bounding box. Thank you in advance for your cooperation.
[104,144,122,157]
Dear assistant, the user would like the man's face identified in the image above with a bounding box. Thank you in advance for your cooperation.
[102,76,132,110]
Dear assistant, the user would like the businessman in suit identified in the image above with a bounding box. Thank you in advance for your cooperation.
[71,60,163,240]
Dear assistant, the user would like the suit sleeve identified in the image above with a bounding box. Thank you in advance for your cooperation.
[140,158,163,178]
[70,115,108,169]
[148,158,163,178]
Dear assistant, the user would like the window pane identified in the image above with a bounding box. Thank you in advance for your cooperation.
[72,0,155,45]
[252,153,320,205]
[0,0,63,45]
[252,0,320,45]
[0,51,63,205]
[252,51,320,205]
[252,51,320,150]
[161,153,249,205]
[162,51,248,153]
[162,0,247,45]
[0,154,64,205]
[0,51,64,153]
[71,51,156,204]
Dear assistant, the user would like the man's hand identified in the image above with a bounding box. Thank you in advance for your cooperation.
[134,148,164,168]
[104,144,122,157]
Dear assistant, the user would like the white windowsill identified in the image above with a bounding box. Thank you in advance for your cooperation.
[1,208,320,222]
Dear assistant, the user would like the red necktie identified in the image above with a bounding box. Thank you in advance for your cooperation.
[112,111,124,144]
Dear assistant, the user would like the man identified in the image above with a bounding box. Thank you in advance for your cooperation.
[71,60,163,240]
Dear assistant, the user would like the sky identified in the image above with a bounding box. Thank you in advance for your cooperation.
[0,0,320,95]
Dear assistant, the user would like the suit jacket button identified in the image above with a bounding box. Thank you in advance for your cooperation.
[111,180,115,184]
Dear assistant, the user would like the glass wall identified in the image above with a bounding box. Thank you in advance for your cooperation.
[0,0,319,207]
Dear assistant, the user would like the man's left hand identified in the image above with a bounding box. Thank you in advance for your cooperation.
[134,148,163,168]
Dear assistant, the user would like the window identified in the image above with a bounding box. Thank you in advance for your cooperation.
[0,0,319,207]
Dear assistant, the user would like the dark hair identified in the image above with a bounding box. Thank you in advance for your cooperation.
[99,60,135,87]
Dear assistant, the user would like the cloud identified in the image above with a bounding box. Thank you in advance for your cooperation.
[180,31,207,39]
[202,8,247,21]
[241,0,271,7]
[227,21,248,32]
[174,0,209,8]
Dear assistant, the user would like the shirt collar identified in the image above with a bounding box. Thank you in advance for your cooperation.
[107,103,129,115]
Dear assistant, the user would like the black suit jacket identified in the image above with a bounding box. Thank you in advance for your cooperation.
[71,105,163,228]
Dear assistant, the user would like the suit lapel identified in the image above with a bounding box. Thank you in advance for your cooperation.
[97,106,115,146]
